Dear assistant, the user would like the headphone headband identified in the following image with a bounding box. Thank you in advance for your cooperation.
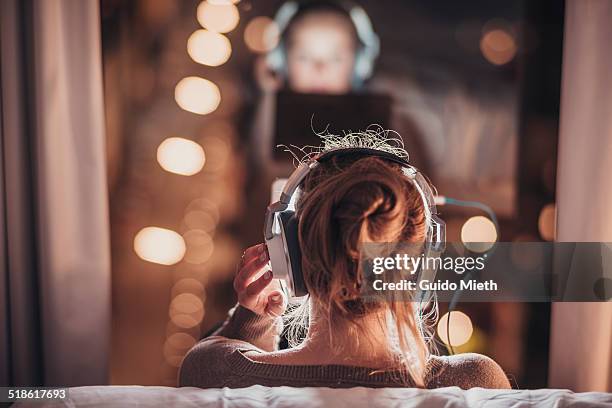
[265,148,417,240]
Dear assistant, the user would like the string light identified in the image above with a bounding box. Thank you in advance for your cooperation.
[197,1,239,34]
[538,204,556,241]
[183,229,215,264]
[134,227,186,265]
[437,311,474,347]
[244,17,280,53]
[174,76,221,115]
[157,137,206,176]
[461,216,497,252]
[187,29,232,66]
[480,28,517,65]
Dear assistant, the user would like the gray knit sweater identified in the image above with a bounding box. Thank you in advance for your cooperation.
[179,305,511,389]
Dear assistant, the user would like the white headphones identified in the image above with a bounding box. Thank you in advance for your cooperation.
[266,0,381,88]
[264,148,446,297]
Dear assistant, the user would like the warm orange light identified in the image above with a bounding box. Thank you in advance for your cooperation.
[134,227,186,265]
[170,293,204,315]
[174,76,220,115]
[185,198,220,224]
[437,311,474,347]
[461,216,497,252]
[163,332,196,367]
[480,29,517,65]
[157,137,205,176]
[538,203,556,241]
[169,289,205,329]
[244,17,280,53]
[183,229,214,264]
[197,1,239,34]
[171,278,205,298]
[184,210,217,233]
[187,29,232,66]
[200,133,231,173]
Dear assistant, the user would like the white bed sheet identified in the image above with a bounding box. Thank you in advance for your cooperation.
[13,385,612,408]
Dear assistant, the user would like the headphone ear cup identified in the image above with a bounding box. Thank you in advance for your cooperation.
[352,47,368,87]
[279,211,308,296]
[266,42,288,78]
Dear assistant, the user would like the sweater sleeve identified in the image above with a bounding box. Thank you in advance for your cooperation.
[210,304,282,352]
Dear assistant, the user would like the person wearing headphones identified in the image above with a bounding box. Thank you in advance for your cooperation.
[256,0,379,94]
[179,133,510,389]
[251,0,380,165]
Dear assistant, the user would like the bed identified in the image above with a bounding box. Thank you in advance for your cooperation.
[12,385,612,407]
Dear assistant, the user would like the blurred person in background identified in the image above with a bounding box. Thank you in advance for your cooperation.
[251,0,382,169]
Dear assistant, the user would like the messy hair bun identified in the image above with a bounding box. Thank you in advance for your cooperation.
[294,152,430,386]
[298,155,426,311]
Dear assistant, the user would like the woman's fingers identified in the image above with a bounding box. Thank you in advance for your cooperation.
[234,244,285,317]
[234,245,269,293]
[264,291,287,318]
[245,270,273,296]
[239,243,266,268]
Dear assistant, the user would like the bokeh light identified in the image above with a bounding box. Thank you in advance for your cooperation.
[134,227,186,265]
[461,216,497,252]
[196,1,239,34]
[174,76,221,115]
[171,278,205,298]
[170,292,204,315]
[480,28,517,65]
[186,198,220,223]
[163,332,196,367]
[184,210,217,233]
[200,132,231,173]
[183,229,215,264]
[538,203,556,241]
[244,17,280,53]
[157,137,206,176]
[187,29,232,66]
[437,311,474,347]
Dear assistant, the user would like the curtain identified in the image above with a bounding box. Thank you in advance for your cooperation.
[550,0,612,392]
[0,0,111,386]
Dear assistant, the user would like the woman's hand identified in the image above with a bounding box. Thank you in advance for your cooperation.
[254,56,282,93]
[234,243,287,318]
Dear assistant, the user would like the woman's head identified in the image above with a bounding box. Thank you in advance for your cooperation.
[290,141,434,386]
[297,154,427,311]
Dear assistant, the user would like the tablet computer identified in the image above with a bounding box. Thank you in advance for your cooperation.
[273,90,392,160]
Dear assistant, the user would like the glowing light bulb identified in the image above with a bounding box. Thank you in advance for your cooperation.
[163,332,196,367]
[480,28,517,65]
[187,29,232,66]
[183,229,214,264]
[244,17,280,53]
[437,311,474,347]
[461,216,497,252]
[157,137,205,176]
[134,227,186,265]
[174,76,220,115]
[197,1,239,33]
[538,204,556,241]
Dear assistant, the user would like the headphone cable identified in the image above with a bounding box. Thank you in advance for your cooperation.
[436,196,499,355]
